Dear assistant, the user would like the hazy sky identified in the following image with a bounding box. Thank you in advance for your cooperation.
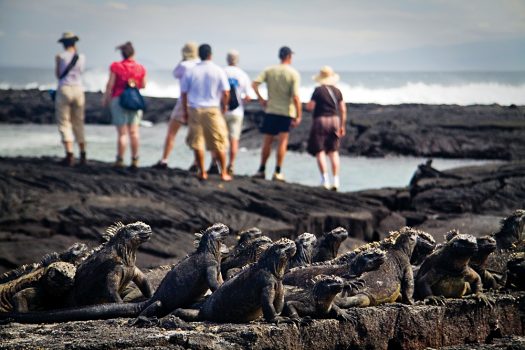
[1,0,525,70]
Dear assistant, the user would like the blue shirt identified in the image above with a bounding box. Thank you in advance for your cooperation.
[180,60,230,108]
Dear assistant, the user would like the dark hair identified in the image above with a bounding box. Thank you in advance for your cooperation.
[198,44,212,60]
[61,39,77,49]
[118,42,135,59]
[278,46,293,60]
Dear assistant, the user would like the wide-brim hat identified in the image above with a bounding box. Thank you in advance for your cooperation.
[182,42,198,60]
[313,65,340,85]
[58,32,79,43]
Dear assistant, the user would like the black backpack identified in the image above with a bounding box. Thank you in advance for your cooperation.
[228,78,240,111]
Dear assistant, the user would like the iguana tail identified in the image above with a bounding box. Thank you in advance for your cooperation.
[0,300,155,324]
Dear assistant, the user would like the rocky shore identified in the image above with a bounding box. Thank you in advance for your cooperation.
[1,89,524,160]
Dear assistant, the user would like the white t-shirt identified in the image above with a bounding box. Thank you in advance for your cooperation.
[223,65,251,116]
[172,58,200,113]
[180,60,230,108]
[57,51,85,88]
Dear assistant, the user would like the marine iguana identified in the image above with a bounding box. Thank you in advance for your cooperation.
[506,252,525,290]
[282,275,354,323]
[236,227,263,246]
[0,223,229,323]
[415,233,491,305]
[174,238,297,323]
[287,232,317,270]
[0,262,76,312]
[335,228,419,308]
[283,247,386,289]
[0,243,89,285]
[312,227,348,263]
[221,236,272,280]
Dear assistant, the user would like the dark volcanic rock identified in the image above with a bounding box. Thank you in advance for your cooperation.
[0,288,523,349]
[1,89,524,160]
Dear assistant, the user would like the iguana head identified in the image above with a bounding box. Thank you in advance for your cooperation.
[237,227,263,246]
[42,262,77,296]
[495,209,525,249]
[311,275,345,306]
[295,232,317,252]
[106,221,152,248]
[446,233,478,256]
[58,243,90,265]
[392,227,418,257]
[410,229,437,265]
[260,238,296,278]
[221,236,272,274]
[326,227,349,244]
[476,235,497,254]
[350,248,386,275]
[196,223,230,255]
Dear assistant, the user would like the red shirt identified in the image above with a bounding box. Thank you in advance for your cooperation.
[110,59,146,98]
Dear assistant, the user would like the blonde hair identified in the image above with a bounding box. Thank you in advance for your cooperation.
[182,42,198,60]
[227,50,239,65]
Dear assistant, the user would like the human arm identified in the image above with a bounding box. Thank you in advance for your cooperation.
[181,92,188,123]
[55,55,61,79]
[102,71,116,107]
[338,100,347,136]
[306,100,315,112]
[138,73,147,89]
[252,81,266,108]
[291,95,302,128]
[221,90,230,115]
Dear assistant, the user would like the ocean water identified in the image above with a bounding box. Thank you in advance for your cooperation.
[0,124,493,192]
[1,67,525,105]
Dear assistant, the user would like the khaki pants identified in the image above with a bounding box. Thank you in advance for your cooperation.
[186,107,229,151]
[55,85,85,144]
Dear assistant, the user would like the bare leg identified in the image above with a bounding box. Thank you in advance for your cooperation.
[229,137,239,170]
[64,141,74,153]
[327,151,340,176]
[161,119,182,162]
[194,149,207,180]
[276,132,290,168]
[260,134,274,168]
[129,124,140,159]
[116,125,129,160]
[316,151,328,175]
[216,150,232,181]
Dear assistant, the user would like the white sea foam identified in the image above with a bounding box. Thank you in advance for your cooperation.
[1,68,525,105]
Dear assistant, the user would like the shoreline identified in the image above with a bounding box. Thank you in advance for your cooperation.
[1,89,524,161]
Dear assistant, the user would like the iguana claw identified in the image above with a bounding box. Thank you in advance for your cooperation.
[424,295,447,306]
[129,315,160,327]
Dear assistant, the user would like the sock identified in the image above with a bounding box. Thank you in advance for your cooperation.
[275,166,281,174]
[333,175,340,188]
[160,158,167,164]
[258,164,266,173]
[321,173,329,185]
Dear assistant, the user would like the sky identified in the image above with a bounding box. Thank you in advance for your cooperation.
[0,0,525,71]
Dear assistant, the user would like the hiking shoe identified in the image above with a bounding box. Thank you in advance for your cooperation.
[272,172,285,182]
[79,152,87,166]
[114,159,125,168]
[252,171,265,179]
[331,186,338,192]
[130,157,139,170]
[153,161,168,169]
[61,152,75,167]
[207,163,220,175]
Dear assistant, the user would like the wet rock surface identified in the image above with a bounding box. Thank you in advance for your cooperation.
[1,89,524,160]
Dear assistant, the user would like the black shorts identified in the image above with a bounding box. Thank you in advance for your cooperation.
[259,113,292,135]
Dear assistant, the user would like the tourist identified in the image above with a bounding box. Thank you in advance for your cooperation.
[102,41,147,169]
[223,50,251,175]
[180,44,231,181]
[154,42,200,169]
[305,66,346,191]
[252,46,301,181]
[55,32,86,166]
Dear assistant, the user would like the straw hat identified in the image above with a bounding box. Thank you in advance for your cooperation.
[58,32,79,43]
[313,66,340,85]
[182,42,198,60]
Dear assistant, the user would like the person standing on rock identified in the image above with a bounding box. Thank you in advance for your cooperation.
[252,46,301,181]
[55,32,87,166]
[223,49,251,175]
[181,44,232,181]
[102,41,147,169]
[305,66,346,191]
[154,42,200,169]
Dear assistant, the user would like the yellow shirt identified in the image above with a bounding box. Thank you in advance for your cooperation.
[254,64,300,118]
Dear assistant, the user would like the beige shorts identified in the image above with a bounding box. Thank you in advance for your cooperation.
[224,112,244,140]
[186,107,229,151]
[55,85,86,143]
[169,99,186,125]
